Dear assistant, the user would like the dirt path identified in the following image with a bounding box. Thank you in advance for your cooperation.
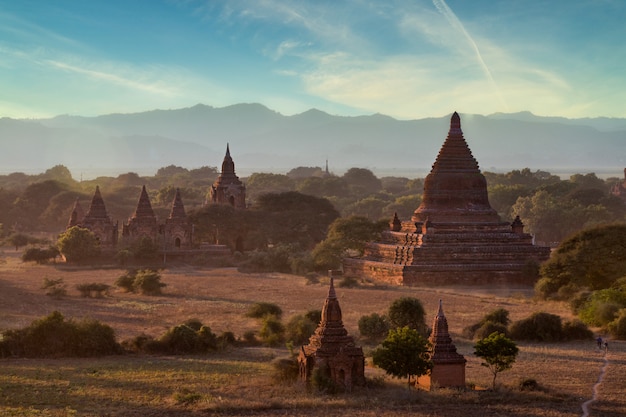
[581,348,609,417]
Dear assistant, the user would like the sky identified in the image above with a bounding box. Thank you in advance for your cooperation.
[1,0,625,120]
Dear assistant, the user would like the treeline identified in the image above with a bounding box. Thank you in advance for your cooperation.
[1,164,625,247]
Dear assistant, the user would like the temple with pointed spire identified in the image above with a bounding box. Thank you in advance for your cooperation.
[122,185,159,243]
[67,197,84,229]
[208,144,246,209]
[343,112,551,285]
[163,188,193,250]
[76,186,118,247]
[298,272,365,391]
[418,300,466,389]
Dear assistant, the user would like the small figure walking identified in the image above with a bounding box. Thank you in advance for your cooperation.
[596,336,603,350]
[604,341,609,353]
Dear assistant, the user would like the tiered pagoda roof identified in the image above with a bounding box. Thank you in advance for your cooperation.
[429,300,466,365]
[343,112,551,286]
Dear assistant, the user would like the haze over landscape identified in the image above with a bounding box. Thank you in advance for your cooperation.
[1,1,625,178]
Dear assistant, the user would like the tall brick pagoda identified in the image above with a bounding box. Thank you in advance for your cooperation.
[418,300,466,389]
[208,144,246,209]
[122,185,159,244]
[79,186,118,247]
[298,274,365,391]
[343,112,551,285]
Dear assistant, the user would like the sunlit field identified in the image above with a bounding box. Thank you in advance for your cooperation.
[1,249,625,416]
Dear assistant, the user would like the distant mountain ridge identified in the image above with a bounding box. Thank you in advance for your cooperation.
[1,103,625,179]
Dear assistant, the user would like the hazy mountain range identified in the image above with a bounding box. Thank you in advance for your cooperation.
[1,103,625,180]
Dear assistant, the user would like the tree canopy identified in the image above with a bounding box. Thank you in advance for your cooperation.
[372,326,432,387]
[57,226,101,262]
[473,332,519,389]
[538,224,626,297]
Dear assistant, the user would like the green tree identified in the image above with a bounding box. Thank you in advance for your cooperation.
[254,191,339,247]
[358,313,390,340]
[312,215,387,270]
[388,297,428,335]
[246,173,295,200]
[372,326,432,387]
[538,224,626,297]
[8,233,30,251]
[343,195,391,220]
[57,226,101,262]
[473,332,519,389]
[342,167,382,198]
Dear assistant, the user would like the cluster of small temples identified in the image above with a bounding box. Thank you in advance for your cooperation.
[66,146,245,255]
[298,274,467,391]
[344,112,551,286]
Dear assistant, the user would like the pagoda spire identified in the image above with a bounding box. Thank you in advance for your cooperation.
[131,185,156,219]
[168,188,186,219]
[67,197,84,228]
[85,186,109,219]
[221,143,235,175]
[320,275,343,326]
[412,112,499,223]
[429,300,464,362]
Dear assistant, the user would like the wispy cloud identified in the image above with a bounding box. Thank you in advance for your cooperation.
[431,0,508,111]
[45,60,180,97]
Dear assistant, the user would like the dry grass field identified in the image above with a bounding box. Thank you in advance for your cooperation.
[1,248,625,417]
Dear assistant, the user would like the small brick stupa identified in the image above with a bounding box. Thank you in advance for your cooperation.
[122,185,159,244]
[343,112,551,285]
[418,300,466,389]
[163,188,193,250]
[77,186,118,247]
[298,275,365,391]
[208,144,246,209]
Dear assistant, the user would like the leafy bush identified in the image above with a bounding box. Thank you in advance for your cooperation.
[310,366,338,394]
[271,357,299,383]
[284,314,317,345]
[463,308,510,339]
[562,319,593,340]
[76,283,110,298]
[607,308,626,339]
[483,308,511,326]
[577,288,626,327]
[115,270,136,292]
[358,313,390,341]
[41,277,67,298]
[258,315,285,346]
[387,297,427,335]
[22,246,59,264]
[133,269,167,295]
[0,311,119,358]
[519,378,541,391]
[125,320,218,354]
[114,269,166,295]
[237,245,294,273]
[474,322,509,340]
[245,302,283,319]
[509,312,564,342]
[305,309,321,325]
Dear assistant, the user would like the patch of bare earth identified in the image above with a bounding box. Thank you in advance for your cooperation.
[1,248,626,416]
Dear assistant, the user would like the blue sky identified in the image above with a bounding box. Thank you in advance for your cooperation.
[1,0,624,119]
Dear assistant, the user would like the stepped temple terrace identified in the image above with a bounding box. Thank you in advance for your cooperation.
[343,112,551,286]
